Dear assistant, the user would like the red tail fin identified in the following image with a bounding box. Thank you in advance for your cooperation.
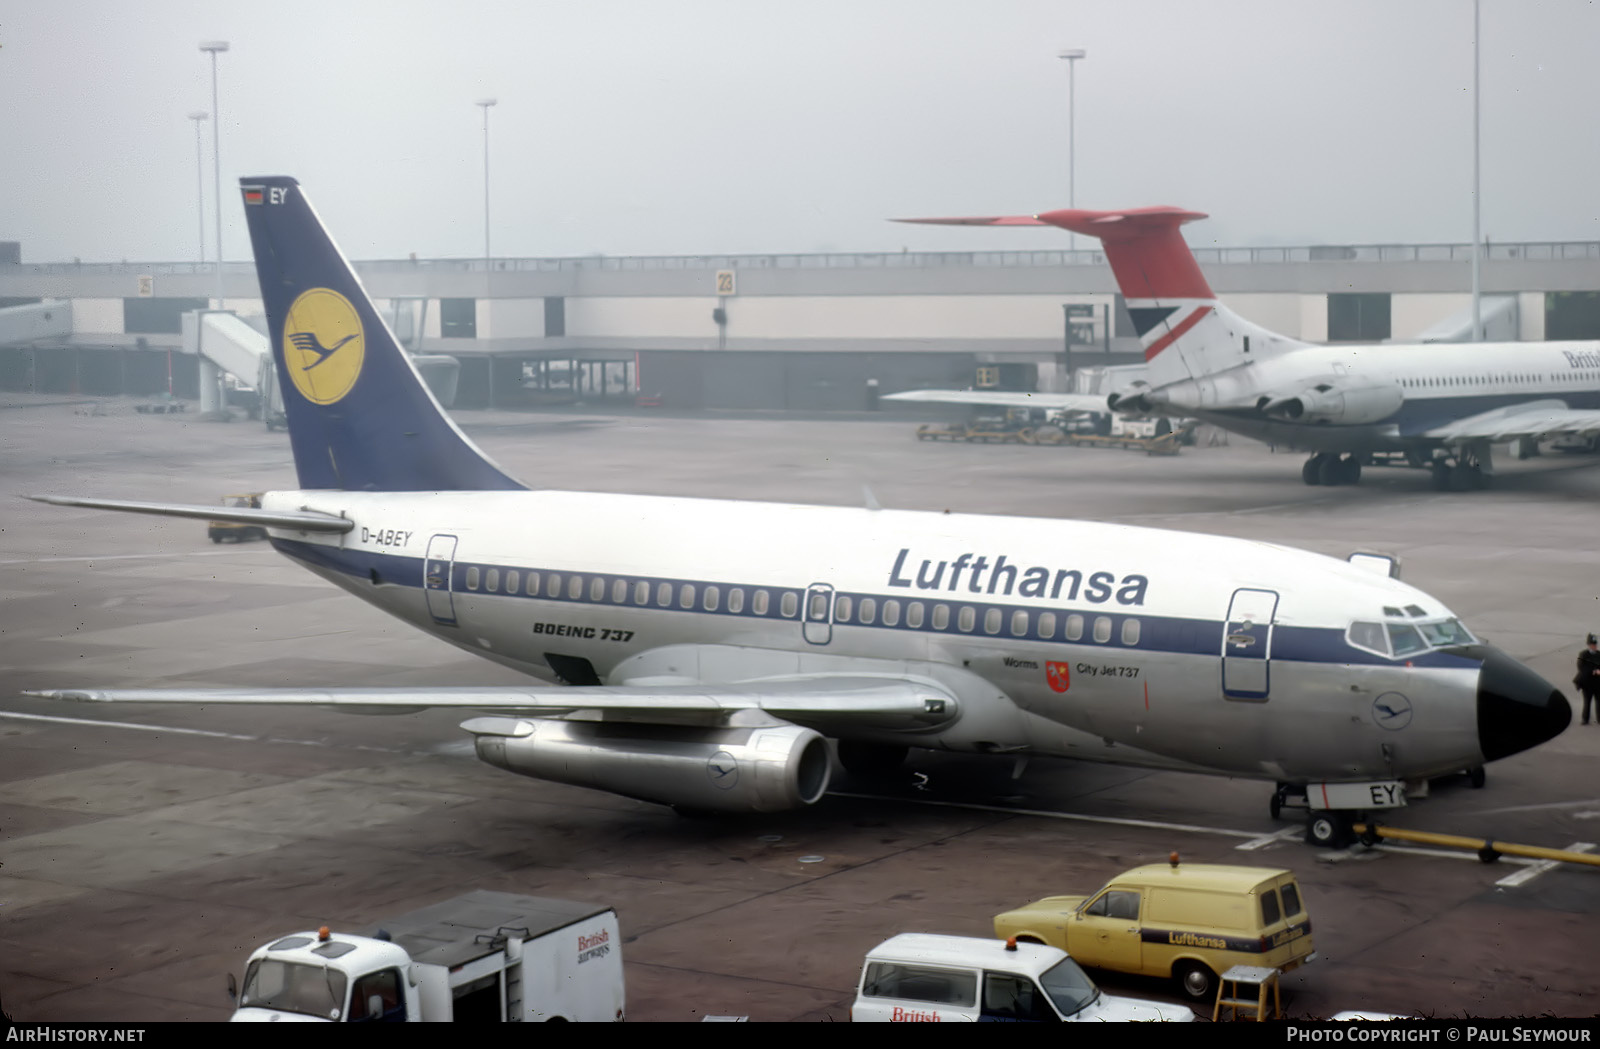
[1034,207,1212,301]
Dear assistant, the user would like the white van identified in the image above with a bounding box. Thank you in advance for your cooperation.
[852,934,1194,1023]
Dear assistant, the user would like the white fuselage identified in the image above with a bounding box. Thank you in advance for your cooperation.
[262,488,1490,784]
[1159,339,1600,453]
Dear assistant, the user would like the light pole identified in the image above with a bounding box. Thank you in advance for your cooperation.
[199,40,229,307]
[476,98,497,268]
[188,111,208,264]
[1057,48,1086,251]
[1470,0,1482,342]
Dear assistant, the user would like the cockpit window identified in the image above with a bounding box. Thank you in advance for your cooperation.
[1386,622,1428,657]
[1347,621,1389,657]
[1417,618,1474,647]
[1348,617,1474,659]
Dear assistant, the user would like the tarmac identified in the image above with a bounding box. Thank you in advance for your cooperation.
[2,396,1598,1021]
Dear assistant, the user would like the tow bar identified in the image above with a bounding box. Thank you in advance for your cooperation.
[1352,822,1600,867]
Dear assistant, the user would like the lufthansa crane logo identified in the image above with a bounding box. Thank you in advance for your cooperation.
[282,288,365,404]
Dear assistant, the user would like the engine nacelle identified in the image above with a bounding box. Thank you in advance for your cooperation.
[1260,383,1402,425]
[466,718,832,813]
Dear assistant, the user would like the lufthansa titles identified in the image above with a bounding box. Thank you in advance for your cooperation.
[887,548,1148,607]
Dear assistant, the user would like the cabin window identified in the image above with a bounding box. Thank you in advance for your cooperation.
[634,580,650,605]
[680,583,696,609]
[931,604,950,630]
[1037,611,1057,639]
[567,575,583,600]
[505,570,519,594]
[612,579,627,603]
[1065,613,1084,641]
[590,577,605,602]
[958,606,976,632]
[781,591,799,618]
[546,572,562,596]
[859,597,877,625]
[703,585,720,611]
[834,595,853,622]
[1093,616,1112,643]
[465,566,480,591]
[1121,619,1141,645]
[1010,610,1029,637]
[728,587,745,613]
[526,572,540,597]
[880,599,898,626]
[485,568,500,593]
[905,601,924,628]
[983,608,1002,635]
[657,582,672,607]
[753,589,770,615]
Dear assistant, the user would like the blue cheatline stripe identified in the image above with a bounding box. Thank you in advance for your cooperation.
[271,539,1481,671]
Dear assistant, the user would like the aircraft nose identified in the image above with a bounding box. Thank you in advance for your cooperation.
[1476,646,1571,761]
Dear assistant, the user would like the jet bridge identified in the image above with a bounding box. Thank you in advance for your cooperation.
[180,309,282,423]
[0,301,72,346]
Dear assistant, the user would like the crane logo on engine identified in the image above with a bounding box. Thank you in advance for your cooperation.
[707,750,738,790]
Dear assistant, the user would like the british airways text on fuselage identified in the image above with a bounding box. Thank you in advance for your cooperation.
[886,548,1149,606]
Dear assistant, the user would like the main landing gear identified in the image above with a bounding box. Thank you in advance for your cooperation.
[1429,443,1494,491]
[1301,453,1362,486]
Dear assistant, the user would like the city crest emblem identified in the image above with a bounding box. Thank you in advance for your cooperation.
[1045,661,1071,693]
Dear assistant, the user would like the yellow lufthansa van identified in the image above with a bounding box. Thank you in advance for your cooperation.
[993,858,1314,1003]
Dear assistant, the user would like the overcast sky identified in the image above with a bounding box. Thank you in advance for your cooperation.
[3,0,1596,264]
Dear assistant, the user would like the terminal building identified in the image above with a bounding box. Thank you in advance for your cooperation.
[1,236,1598,412]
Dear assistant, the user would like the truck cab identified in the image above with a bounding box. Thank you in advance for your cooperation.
[230,892,624,1022]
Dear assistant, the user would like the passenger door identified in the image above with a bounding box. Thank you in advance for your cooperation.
[424,534,458,626]
[1068,890,1143,972]
[1222,587,1278,700]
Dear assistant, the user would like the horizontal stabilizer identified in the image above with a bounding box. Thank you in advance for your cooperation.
[884,389,1107,414]
[893,215,1050,227]
[25,494,354,533]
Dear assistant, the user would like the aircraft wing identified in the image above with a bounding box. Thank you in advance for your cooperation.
[25,494,353,533]
[25,675,959,734]
[1422,401,1600,442]
[883,389,1109,414]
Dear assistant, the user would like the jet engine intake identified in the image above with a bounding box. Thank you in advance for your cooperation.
[1260,383,1402,425]
[468,718,832,813]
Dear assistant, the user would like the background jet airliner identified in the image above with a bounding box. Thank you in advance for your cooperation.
[893,208,1600,489]
[24,178,1570,847]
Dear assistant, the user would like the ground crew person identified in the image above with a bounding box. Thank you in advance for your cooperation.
[1576,634,1600,725]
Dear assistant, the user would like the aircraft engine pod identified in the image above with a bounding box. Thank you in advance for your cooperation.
[467,718,832,813]
[1262,383,1403,425]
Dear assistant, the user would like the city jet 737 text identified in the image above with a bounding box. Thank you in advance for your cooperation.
[23,179,1571,846]
[891,207,1600,490]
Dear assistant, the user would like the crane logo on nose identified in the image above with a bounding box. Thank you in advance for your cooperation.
[1372,692,1413,730]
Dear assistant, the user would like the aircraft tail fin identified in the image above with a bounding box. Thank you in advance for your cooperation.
[899,207,1305,386]
[239,177,524,492]
[1034,207,1306,383]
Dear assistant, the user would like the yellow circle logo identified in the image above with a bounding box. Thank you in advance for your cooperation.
[282,288,365,405]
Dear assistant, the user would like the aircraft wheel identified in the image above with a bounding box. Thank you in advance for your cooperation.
[1306,811,1353,848]
[1317,454,1346,486]
[1341,456,1362,485]
[837,740,909,778]
[1173,961,1217,1003]
[1431,463,1452,491]
[1269,792,1283,821]
[1302,457,1325,486]
[1467,766,1487,789]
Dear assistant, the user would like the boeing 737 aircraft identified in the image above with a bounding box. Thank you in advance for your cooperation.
[893,208,1600,489]
[24,179,1571,848]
